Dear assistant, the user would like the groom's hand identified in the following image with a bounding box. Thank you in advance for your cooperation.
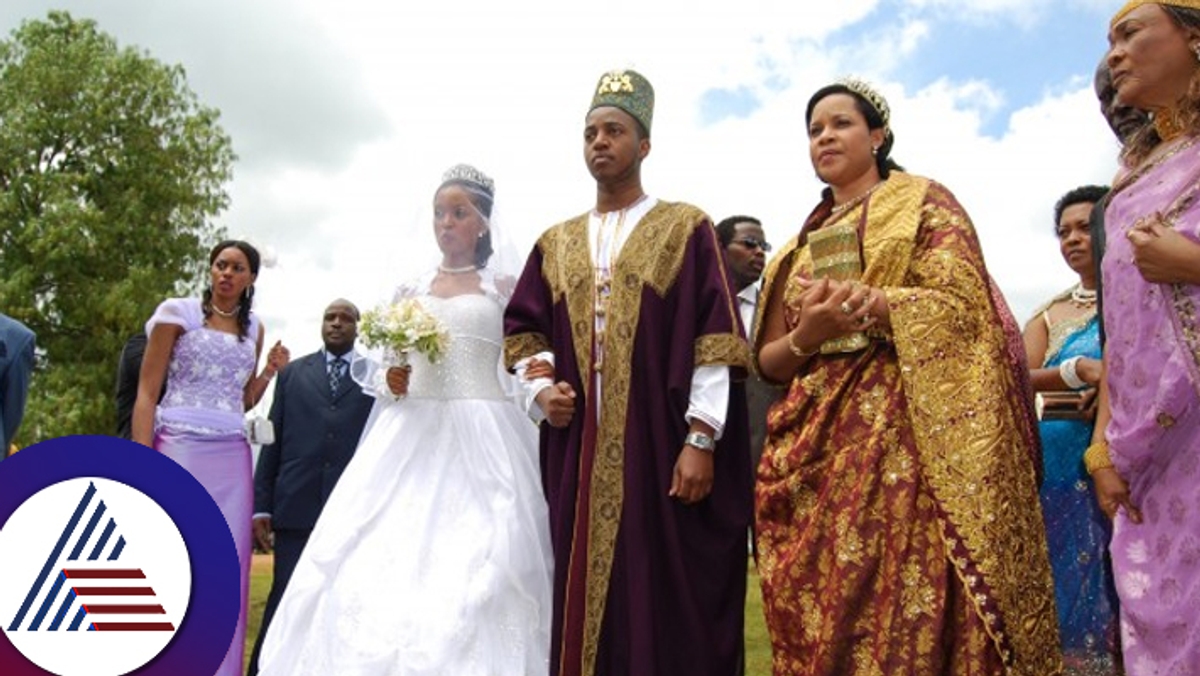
[670,446,714,504]
[537,381,576,428]
[253,515,274,552]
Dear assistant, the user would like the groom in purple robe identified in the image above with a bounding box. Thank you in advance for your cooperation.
[504,69,752,676]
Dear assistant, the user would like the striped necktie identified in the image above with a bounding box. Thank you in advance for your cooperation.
[329,357,347,395]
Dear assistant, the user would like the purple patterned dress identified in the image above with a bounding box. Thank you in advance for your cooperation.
[1103,136,1200,675]
[147,297,257,676]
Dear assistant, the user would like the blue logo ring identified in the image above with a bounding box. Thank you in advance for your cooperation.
[0,435,241,676]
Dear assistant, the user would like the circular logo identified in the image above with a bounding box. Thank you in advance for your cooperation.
[0,436,240,676]
[0,478,191,675]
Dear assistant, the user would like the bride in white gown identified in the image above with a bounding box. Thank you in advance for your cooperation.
[258,165,552,676]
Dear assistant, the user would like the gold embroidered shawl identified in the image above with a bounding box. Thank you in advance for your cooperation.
[757,172,1061,675]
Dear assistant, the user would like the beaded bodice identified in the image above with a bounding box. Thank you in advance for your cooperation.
[406,294,507,401]
[159,326,255,431]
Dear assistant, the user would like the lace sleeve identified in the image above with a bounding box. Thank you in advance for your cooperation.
[145,297,201,336]
[477,268,518,306]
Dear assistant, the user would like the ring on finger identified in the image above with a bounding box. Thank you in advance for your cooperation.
[840,301,854,315]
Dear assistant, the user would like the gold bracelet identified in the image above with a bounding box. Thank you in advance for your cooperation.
[788,330,817,358]
[1083,441,1114,475]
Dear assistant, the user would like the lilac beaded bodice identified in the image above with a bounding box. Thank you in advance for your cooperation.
[147,298,258,436]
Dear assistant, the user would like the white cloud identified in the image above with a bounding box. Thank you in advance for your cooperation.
[221,1,1120,353]
[2,0,1119,365]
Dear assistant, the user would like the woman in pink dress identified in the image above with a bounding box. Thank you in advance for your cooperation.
[132,239,288,676]
[1091,2,1200,673]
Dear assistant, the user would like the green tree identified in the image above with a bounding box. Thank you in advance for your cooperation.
[0,11,235,443]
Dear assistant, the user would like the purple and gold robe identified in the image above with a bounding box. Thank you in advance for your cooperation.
[504,201,752,676]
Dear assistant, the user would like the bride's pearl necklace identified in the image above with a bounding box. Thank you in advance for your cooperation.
[438,263,478,274]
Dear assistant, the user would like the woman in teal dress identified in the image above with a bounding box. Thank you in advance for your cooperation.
[1023,185,1120,674]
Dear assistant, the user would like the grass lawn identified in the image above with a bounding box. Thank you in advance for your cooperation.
[247,554,773,674]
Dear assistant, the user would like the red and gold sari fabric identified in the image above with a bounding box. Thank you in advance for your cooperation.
[754,172,1061,676]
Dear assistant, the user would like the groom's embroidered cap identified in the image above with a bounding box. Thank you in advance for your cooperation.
[589,69,654,135]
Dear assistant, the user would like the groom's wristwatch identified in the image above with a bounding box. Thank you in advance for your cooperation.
[684,431,716,453]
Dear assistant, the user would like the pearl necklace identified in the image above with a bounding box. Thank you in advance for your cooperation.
[1070,284,1097,307]
[438,263,478,274]
[210,302,241,318]
[830,180,885,216]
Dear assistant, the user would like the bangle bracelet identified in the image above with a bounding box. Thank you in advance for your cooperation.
[1060,356,1086,390]
[788,330,817,358]
[1083,440,1114,475]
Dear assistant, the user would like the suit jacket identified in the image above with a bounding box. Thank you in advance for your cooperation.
[115,333,148,439]
[740,290,783,473]
[1,314,36,450]
[253,350,374,530]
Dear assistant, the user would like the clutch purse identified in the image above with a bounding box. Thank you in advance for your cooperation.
[808,222,869,354]
[245,416,276,445]
[1034,392,1090,421]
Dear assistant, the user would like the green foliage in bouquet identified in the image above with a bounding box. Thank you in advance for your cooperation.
[358,299,450,364]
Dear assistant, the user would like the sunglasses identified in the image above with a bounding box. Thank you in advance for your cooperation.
[732,237,772,252]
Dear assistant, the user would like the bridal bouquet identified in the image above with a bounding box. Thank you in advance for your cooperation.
[359,298,449,365]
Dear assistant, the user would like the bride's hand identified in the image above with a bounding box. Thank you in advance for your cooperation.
[386,365,410,397]
[525,358,555,381]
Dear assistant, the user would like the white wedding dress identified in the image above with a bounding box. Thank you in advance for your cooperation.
[258,291,553,676]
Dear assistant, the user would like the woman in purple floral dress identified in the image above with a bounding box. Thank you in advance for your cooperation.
[132,240,288,676]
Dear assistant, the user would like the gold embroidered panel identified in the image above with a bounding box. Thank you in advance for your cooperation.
[538,215,595,396]
[1044,308,1097,366]
[503,332,551,370]
[885,182,1061,675]
[695,333,751,369]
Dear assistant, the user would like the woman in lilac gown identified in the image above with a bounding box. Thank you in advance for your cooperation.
[1092,2,1200,672]
[132,239,288,676]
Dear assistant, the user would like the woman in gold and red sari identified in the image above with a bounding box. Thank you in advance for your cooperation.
[753,78,1062,676]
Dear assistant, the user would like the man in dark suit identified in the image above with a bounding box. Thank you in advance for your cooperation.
[1,312,36,455]
[114,333,148,439]
[247,299,375,674]
[715,216,782,475]
[716,216,782,676]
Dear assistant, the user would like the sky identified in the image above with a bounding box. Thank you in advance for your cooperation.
[2,0,1124,375]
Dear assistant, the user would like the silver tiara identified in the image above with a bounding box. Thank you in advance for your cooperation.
[441,163,495,196]
[837,76,890,130]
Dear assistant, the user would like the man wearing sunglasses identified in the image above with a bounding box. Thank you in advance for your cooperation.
[716,216,771,327]
[714,215,781,510]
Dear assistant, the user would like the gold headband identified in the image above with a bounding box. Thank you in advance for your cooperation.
[1112,0,1200,27]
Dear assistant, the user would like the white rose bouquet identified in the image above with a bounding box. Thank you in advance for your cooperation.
[358,298,449,366]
